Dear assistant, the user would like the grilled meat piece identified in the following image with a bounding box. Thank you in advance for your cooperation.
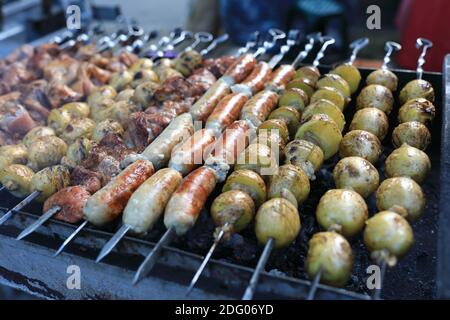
[43,185,91,223]
[47,82,82,108]
[70,166,102,193]
[203,56,237,78]
[0,102,37,138]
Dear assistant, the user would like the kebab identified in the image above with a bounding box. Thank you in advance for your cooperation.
[13,35,233,240]
[93,30,296,264]
[41,33,264,254]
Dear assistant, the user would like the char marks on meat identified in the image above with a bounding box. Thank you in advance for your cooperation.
[202,56,236,78]
[70,166,102,194]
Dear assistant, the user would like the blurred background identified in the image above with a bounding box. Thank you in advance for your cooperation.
[0,0,449,71]
[0,0,449,300]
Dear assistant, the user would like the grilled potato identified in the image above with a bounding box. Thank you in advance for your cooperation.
[0,144,28,170]
[92,120,124,143]
[366,69,398,92]
[30,165,71,202]
[268,164,310,206]
[392,121,431,150]
[222,169,266,207]
[339,130,382,164]
[301,99,345,132]
[350,108,389,141]
[22,126,55,148]
[356,84,394,115]
[384,144,431,183]
[0,164,34,198]
[331,63,361,94]
[284,139,324,179]
[398,98,436,126]
[27,136,67,171]
[399,79,435,105]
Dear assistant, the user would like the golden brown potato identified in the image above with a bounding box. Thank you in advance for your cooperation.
[399,79,435,105]
[92,120,124,143]
[301,99,345,132]
[331,64,361,94]
[59,118,96,145]
[268,164,310,206]
[356,84,394,114]
[295,66,321,83]
[222,169,267,207]
[384,144,431,183]
[27,136,67,171]
[339,130,382,164]
[257,119,290,145]
[317,74,351,98]
[22,126,55,148]
[30,165,71,202]
[174,50,203,76]
[366,69,398,92]
[310,86,347,111]
[278,88,309,112]
[392,121,431,150]
[398,98,436,126]
[268,106,301,138]
[133,81,160,107]
[235,143,278,177]
[60,102,90,118]
[283,139,324,179]
[47,109,72,133]
[61,138,92,169]
[109,70,133,91]
[0,144,28,171]
[350,108,389,141]
[0,164,34,198]
[286,78,316,99]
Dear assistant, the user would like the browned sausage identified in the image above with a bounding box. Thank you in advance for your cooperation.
[190,79,231,124]
[44,186,91,224]
[240,90,279,128]
[164,166,217,235]
[223,54,257,84]
[169,129,216,176]
[206,120,250,181]
[205,93,248,134]
[266,64,296,91]
[233,61,273,96]
[83,159,155,226]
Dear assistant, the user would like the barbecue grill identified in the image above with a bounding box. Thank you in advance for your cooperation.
[0,31,449,300]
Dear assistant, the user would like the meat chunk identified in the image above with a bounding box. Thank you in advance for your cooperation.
[0,102,37,138]
[70,166,102,193]
[202,56,236,78]
[43,186,91,224]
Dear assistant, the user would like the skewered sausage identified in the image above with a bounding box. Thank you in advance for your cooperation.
[205,120,250,181]
[205,93,248,134]
[122,113,194,170]
[232,62,272,96]
[169,128,216,176]
[222,54,257,85]
[83,160,155,226]
[123,168,183,234]
[190,79,231,123]
[239,90,278,128]
[265,64,296,92]
[164,166,217,235]
[43,186,91,223]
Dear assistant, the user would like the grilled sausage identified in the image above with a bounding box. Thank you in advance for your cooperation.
[240,90,279,128]
[190,79,231,123]
[83,160,155,226]
[164,166,217,235]
[265,64,296,92]
[232,61,273,96]
[123,168,182,234]
[169,129,216,176]
[44,186,91,224]
[205,120,250,182]
[205,93,248,134]
[222,54,257,85]
[121,113,194,170]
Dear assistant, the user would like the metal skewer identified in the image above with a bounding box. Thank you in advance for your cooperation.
[53,220,89,256]
[291,32,321,67]
[415,38,433,80]
[16,206,61,240]
[348,37,369,65]
[306,268,322,300]
[186,223,229,296]
[381,41,402,70]
[253,28,286,58]
[199,34,229,57]
[312,36,336,67]
[184,32,213,52]
[242,237,274,300]
[0,191,41,226]
[372,260,387,300]
[133,226,177,285]
[266,29,300,69]
[95,224,131,263]
[237,31,260,56]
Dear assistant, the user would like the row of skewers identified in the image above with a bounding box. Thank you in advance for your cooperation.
[0,27,438,299]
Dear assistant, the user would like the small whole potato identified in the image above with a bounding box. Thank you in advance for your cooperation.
[301,99,346,132]
[133,81,160,107]
[115,88,135,101]
[174,50,203,76]
[284,139,324,179]
[129,58,154,73]
[87,85,117,106]
[60,118,96,145]
[251,130,285,153]
[92,120,124,143]
[0,164,34,198]
[0,144,28,170]
[317,74,351,98]
[356,84,394,115]
[316,189,368,237]
[295,65,321,83]
[385,144,431,183]
[222,169,267,207]
[235,143,278,177]
[278,88,309,112]
[61,138,92,168]
[376,177,425,222]
[331,63,361,94]
[305,232,353,287]
[211,190,255,233]
[399,79,435,105]
[311,86,347,111]
[363,211,414,262]
[398,98,436,126]
[258,119,290,145]
[47,109,72,133]
[157,67,183,83]
[110,100,141,129]
[268,164,310,206]
[23,126,55,148]
[131,69,159,88]
[366,69,399,92]
[350,108,389,141]
[255,198,300,249]
[392,121,431,150]
[333,156,380,198]
[60,102,90,118]
[30,165,71,202]
[286,78,316,98]
[27,136,67,171]
[339,130,382,164]
[268,106,301,138]
[295,114,343,160]
[109,70,133,91]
